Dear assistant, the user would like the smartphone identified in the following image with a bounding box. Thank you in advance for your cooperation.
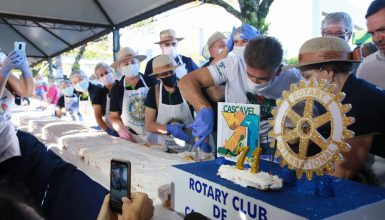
[110,159,131,213]
[14,41,26,52]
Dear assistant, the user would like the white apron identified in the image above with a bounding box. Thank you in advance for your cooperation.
[148,83,194,151]
[78,94,97,126]
[121,76,149,136]
[0,89,20,162]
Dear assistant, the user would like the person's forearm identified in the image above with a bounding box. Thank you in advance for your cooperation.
[110,114,127,132]
[0,76,9,98]
[146,121,167,134]
[179,74,212,111]
[95,115,109,131]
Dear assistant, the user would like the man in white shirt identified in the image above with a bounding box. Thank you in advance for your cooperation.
[179,36,301,151]
[357,0,385,90]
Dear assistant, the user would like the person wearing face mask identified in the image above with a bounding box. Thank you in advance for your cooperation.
[179,36,301,154]
[55,80,80,120]
[109,47,152,142]
[144,29,199,85]
[213,24,260,62]
[33,75,46,102]
[202,32,227,67]
[284,36,385,182]
[92,62,119,137]
[144,55,196,153]
[69,69,102,127]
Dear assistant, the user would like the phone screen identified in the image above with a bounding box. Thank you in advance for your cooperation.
[110,159,131,213]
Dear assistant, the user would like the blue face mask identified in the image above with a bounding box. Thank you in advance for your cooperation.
[74,79,89,92]
[63,86,74,97]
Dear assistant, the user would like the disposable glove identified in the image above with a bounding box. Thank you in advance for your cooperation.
[106,128,119,137]
[166,123,190,142]
[226,27,236,52]
[199,141,212,153]
[240,24,260,40]
[188,108,214,147]
[0,51,20,78]
[117,128,135,142]
[16,50,32,78]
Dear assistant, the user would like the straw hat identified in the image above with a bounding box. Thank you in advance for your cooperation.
[149,55,182,76]
[283,36,361,70]
[111,47,146,68]
[202,31,227,59]
[154,29,184,44]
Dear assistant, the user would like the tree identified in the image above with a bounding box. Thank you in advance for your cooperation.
[204,0,274,34]
[71,44,87,72]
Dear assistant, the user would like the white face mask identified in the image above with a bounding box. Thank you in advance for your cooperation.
[162,46,177,58]
[232,46,246,58]
[100,72,115,86]
[121,63,139,78]
[246,76,274,95]
[174,64,188,79]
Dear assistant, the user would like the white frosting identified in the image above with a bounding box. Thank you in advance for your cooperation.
[217,165,283,190]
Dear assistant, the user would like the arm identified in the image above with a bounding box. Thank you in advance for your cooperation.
[178,67,215,111]
[144,107,167,134]
[331,135,373,179]
[7,74,34,97]
[110,111,127,132]
[206,85,225,102]
[0,76,8,98]
[93,104,110,131]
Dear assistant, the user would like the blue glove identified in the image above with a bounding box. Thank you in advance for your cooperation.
[226,27,236,52]
[0,51,21,78]
[200,142,212,153]
[188,108,214,147]
[166,123,191,142]
[106,128,119,137]
[16,50,32,78]
[240,24,260,40]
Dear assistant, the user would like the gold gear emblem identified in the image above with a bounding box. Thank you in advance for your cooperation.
[269,79,354,180]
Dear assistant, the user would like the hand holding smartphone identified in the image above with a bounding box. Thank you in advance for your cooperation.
[110,159,131,213]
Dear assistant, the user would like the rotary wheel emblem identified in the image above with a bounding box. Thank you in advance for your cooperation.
[269,79,355,180]
[128,96,145,125]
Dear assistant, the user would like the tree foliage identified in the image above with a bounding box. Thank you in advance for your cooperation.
[204,0,274,34]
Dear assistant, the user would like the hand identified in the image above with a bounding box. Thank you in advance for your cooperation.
[122,192,154,220]
[106,128,119,137]
[96,194,118,220]
[0,51,21,78]
[200,141,212,153]
[240,24,260,40]
[188,108,214,148]
[15,50,32,78]
[117,128,135,142]
[226,27,236,52]
[166,123,191,142]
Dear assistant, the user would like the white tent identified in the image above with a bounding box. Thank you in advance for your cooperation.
[0,0,193,65]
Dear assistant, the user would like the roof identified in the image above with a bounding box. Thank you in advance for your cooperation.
[0,0,193,66]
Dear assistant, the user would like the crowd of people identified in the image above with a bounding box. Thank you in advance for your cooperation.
[1,0,385,219]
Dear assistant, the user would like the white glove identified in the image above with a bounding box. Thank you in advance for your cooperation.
[0,51,21,78]
[15,50,32,78]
